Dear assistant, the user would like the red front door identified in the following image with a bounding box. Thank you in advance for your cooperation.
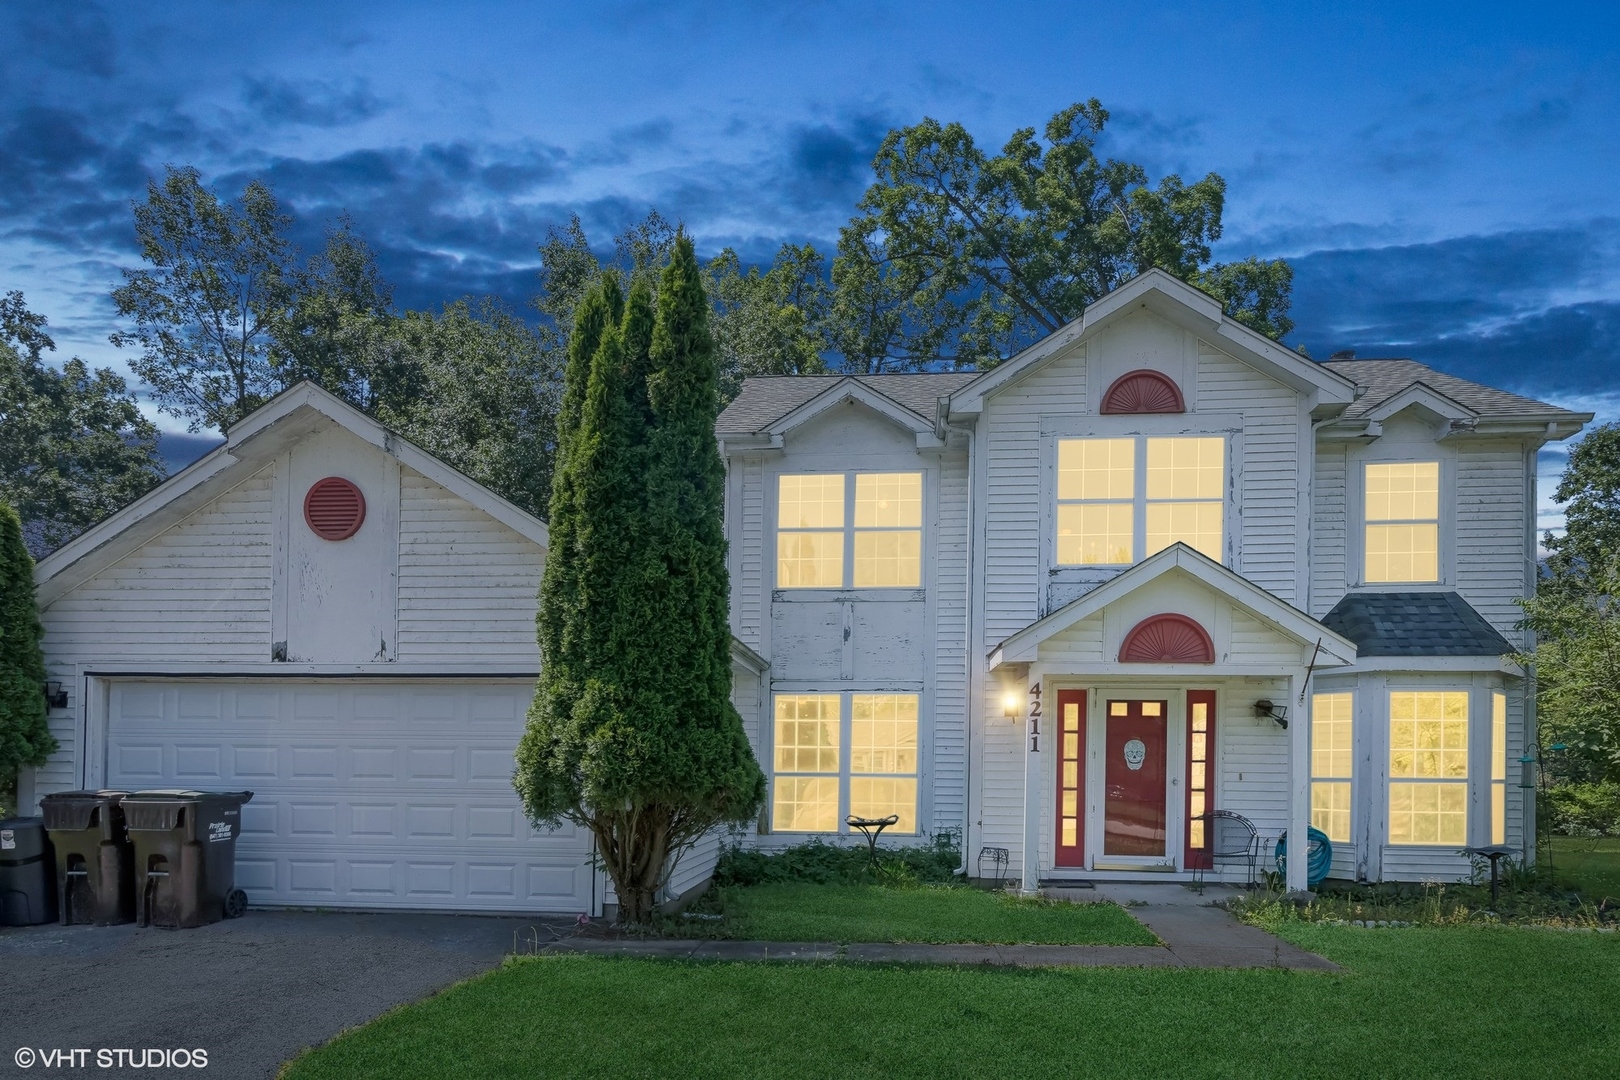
[1103,699,1169,857]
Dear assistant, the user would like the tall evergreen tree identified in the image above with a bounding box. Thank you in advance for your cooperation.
[0,501,55,816]
[516,237,763,923]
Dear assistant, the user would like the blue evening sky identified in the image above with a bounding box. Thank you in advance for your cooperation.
[2,1,1616,530]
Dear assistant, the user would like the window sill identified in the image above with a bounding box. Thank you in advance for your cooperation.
[772,588,925,603]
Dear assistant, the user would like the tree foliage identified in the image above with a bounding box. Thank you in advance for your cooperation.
[1,292,164,556]
[1541,423,1620,600]
[1518,557,1620,784]
[517,236,764,924]
[706,243,829,399]
[111,166,296,431]
[0,500,55,815]
[827,100,1293,369]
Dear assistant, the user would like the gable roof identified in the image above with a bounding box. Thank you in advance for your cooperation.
[1321,591,1515,657]
[1324,358,1591,425]
[716,373,978,434]
[988,543,1357,669]
[34,381,550,607]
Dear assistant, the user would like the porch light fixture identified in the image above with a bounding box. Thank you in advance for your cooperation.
[42,681,68,710]
[1253,699,1288,728]
[1003,692,1021,718]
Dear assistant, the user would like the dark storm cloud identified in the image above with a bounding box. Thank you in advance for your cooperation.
[1289,222,1620,397]
[9,2,118,78]
[780,113,890,209]
[240,76,387,128]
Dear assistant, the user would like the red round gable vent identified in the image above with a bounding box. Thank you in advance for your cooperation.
[1119,613,1215,664]
[304,477,366,541]
[1101,369,1185,414]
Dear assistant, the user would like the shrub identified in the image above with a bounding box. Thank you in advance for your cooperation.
[714,834,962,888]
[1544,782,1620,836]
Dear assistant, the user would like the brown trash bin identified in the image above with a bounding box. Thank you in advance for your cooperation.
[123,790,253,929]
[41,790,135,925]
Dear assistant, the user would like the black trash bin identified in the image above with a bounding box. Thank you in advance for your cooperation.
[123,790,253,929]
[0,816,57,926]
[41,790,135,925]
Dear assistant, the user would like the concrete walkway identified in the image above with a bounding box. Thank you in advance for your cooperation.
[543,884,1337,971]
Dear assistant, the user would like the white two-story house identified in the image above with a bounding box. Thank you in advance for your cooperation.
[717,269,1590,892]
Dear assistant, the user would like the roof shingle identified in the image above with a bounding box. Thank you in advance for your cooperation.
[1322,358,1587,421]
[716,373,980,434]
[1321,591,1515,657]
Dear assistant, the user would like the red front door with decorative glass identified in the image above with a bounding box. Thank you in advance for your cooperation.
[1103,699,1169,858]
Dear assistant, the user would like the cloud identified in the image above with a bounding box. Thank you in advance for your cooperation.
[1288,222,1620,398]
[8,1,118,78]
[240,76,387,128]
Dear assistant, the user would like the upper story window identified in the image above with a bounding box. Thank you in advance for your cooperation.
[777,472,922,588]
[1364,462,1439,583]
[1056,437,1224,565]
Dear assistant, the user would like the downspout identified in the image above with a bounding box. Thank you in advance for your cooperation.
[946,394,975,878]
[1523,441,1540,867]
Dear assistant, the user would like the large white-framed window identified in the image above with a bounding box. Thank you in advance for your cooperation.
[1492,691,1507,846]
[1388,690,1469,845]
[1364,461,1440,583]
[771,692,919,833]
[1056,436,1225,565]
[776,472,922,588]
[1311,692,1353,844]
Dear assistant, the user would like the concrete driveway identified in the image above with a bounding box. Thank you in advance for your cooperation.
[1,910,572,1079]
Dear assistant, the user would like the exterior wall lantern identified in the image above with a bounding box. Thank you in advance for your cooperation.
[1253,699,1289,728]
[42,681,68,709]
[1003,692,1021,719]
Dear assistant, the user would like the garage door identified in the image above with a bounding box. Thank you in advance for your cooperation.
[104,679,597,914]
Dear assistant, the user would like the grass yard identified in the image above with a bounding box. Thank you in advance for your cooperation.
[669,883,1156,945]
[282,924,1620,1079]
[1548,836,1620,901]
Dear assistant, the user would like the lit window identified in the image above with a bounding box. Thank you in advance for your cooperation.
[772,695,839,832]
[1365,462,1439,583]
[1057,437,1224,566]
[1388,691,1468,846]
[777,472,922,588]
[854,473,922,587]
[1492,691,1507,846]
[1311,692,1353,844]
[771,693,919,834]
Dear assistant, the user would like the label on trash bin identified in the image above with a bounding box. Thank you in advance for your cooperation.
[1,830,12,850]
[208,821,233,842]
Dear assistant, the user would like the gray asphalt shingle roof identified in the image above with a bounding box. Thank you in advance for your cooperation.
[1320,591,1515,657]
[1322,358,1586,421]
[716,373,981,433]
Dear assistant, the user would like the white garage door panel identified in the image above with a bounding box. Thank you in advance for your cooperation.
[106,680,596,914]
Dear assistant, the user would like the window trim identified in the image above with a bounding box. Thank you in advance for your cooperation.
[773,470,926,592]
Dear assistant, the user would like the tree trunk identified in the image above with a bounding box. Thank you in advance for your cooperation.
[592,807,673,926]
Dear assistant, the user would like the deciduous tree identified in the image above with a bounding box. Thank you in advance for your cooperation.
[1,292,164,556]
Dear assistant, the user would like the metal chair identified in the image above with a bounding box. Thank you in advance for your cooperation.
[1192,810,1260,889]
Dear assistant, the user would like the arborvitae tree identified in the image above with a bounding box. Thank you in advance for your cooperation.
[517,237,763,923]
[0,501,55,815]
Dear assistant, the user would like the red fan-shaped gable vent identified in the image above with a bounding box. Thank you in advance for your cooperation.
[1101,370,1185,414]
[304,477,366,541]
[1119,614,1214,664]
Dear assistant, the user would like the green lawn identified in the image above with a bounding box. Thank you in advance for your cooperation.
[282,925,1620,1079]
[672,883,1156,944]
[1548,836,1620,901]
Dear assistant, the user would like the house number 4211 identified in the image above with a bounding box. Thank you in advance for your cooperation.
[1028,682,1042,752]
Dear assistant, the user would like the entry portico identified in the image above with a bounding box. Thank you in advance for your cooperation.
[989,544,1358,892]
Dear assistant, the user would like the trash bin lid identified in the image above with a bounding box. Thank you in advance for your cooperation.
[41,790,131,831]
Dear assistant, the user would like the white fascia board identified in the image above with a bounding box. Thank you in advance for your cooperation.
[767,378,942,447]
[1347,655,1524,675]
[945,269,1355,418]
[1364,381,1477,424]
[989,543,1357,667]
[36,380,550,605]
[730,636,770,674]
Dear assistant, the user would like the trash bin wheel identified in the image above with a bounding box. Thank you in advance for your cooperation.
[224,889,247,919]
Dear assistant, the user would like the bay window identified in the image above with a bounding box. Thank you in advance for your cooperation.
[1388,691,1468,845]
[1311,692,1353,844]
[772,692,919,833]
[1057,436,1224,565]
[1492,691,1507,845]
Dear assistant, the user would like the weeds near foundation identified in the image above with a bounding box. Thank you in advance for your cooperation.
[1228,871,1618,931]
